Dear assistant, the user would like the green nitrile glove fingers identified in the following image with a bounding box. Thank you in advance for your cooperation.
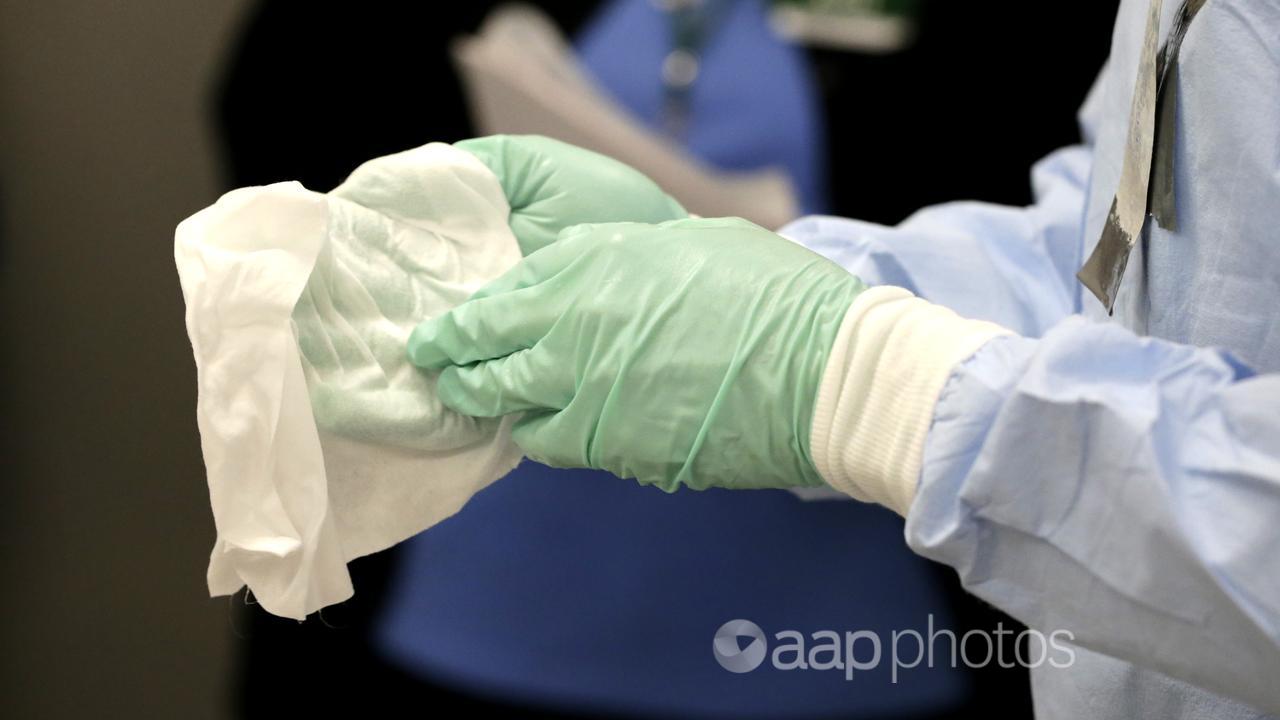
[456,135,687,255]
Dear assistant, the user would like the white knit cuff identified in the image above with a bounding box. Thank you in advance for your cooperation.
[810,286,1013,515]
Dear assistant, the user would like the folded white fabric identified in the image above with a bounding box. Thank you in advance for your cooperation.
[175,143,524,620]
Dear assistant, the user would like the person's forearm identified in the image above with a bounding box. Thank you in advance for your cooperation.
[782,145,1092,337]
[908,319,1280,713]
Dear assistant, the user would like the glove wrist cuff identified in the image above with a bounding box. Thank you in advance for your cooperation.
[810,286,1012,515]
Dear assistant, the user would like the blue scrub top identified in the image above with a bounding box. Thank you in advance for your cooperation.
[578,0,828,214]
[374,2,968,716]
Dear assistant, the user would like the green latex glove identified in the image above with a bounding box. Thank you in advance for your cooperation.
[407,217,867,491]
[455,135,687,255]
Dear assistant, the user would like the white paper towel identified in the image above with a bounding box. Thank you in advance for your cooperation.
[175,143,524,620]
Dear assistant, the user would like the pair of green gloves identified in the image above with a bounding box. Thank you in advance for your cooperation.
[410,136,868,493]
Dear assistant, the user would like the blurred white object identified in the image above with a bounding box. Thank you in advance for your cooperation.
[770,4,916,54]
[452,4,800,230]
[175,144,523,620]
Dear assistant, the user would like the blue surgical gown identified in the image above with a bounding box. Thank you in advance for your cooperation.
[782,0,1280,717]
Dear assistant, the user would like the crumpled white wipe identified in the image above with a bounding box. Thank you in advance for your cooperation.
[175,143,524,620]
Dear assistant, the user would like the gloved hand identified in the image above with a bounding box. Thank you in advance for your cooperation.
[408,217,1010,508]
[456,135,687,255]
[408,217,862,491]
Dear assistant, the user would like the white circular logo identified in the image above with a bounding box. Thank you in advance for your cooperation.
[713,619,767,673]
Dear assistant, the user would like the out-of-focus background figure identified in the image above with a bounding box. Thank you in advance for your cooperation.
[1,1,1114,717]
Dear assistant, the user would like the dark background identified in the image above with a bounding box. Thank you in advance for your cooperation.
[1,2,1116,717]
